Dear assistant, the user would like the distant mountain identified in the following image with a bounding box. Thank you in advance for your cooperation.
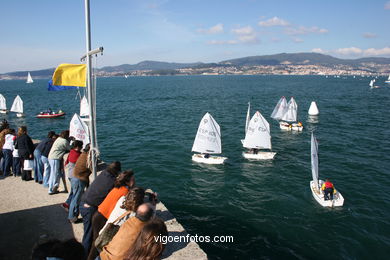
[99,60,204,73]
[1,52,389,78]
[220,52,390,66]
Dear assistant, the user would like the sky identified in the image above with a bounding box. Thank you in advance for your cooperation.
[0,0,389,73]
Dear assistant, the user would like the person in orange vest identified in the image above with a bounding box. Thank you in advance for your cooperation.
[321,179,334,200]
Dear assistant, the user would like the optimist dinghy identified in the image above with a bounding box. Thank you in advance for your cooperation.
[310,133,344,207]
[192,112,227,164]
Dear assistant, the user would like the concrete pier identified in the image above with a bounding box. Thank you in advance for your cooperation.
[0,170,207,259]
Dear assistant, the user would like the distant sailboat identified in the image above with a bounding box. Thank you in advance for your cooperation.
[270,96,288,121]
[26,72,33,84]
[242,110,276,160]
[308,101,319,116]
[385,75,390,84]
[80,95,90,121]
[10,95,24,117]
[369,79,379,89]
[278,97,303,131]
[0,94,7,114]
[241,102,251,145]
[192,112,227,164]
[310,132,344,207]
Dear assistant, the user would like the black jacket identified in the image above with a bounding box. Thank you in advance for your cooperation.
[15,134,34,159]
[81,170,117,207]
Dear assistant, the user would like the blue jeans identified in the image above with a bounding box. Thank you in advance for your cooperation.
[2,149,13,176]
[41,156,50,187]
[65,178,74,205]
[80,203,98,255]
[68,178,87,220]
[48,159,61,193]
[12,157,21,176]
[33,149,43,182]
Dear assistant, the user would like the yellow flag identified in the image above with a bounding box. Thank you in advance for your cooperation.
[52,64,86,87]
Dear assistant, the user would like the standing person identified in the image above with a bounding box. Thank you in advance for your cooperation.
[0,120,11,175]
[41,134,58,187]
[2,129,15,177]
[48,130,70,194]
[15,126,34,181]
[321,179,335,201]
[87,170,136,260]
[62,140,84,216]
[12,135,21,177]
[79,161,121,256]
[33,131,55,184]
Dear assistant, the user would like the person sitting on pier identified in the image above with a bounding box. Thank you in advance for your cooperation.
[100,203,155,260]
[125,217,168,260]
[321,179,334,201]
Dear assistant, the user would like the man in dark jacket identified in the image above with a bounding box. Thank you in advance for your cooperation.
[79,161,121,255]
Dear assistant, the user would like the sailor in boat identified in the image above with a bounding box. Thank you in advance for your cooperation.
[249,148,259,154]
[321,179,334,201]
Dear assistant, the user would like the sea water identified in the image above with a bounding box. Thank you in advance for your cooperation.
[0,75,389,259]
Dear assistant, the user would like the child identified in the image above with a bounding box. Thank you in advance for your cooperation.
[62,140,83,210]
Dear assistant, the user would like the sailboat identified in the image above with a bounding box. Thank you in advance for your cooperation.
[0,94,7,114]
[385,75,390,84]
[369,79,379,89]
[26,72,33,84]
[10,95,24,117]
[242,111,276,160]
[279,97,303,131]
[241,102,251,145]
[191,112,227,164]
[270,96,288,121]
[310,133,344,207]
[308,101,319,116]
[80,95,90,122]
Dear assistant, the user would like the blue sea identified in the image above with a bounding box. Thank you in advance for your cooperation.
[0,75,389,259]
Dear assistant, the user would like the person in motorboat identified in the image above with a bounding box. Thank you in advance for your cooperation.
[321,179,334,200]
[47,108,53,114]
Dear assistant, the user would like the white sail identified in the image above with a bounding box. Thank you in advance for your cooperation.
[281,97,298,122]
[245,102,250,134]
[0,94,6,110]
[192,112,222,154]
[308,101,319,116]
[311,133,319,191]
[369,79,374,87]
[10,95,23,113]
[270,97,287,120]
[26,72,33,84]
[385,75,390,83]
[80,95,90,117]
[243,111,272,150]
[70,113,90,146]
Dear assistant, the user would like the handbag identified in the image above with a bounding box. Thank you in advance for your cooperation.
[23,159,34,171]
[95,211,132,252]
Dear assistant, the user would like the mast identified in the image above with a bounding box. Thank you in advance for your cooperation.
[84,0,97,178]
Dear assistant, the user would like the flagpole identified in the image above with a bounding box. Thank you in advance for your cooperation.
[84,0,97,178]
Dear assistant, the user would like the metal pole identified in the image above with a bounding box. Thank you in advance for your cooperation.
[84,0,97,178]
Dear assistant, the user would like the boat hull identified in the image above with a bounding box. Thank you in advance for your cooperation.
[0,110,7,114]
[310,180,344,207]
[16,113,24,118]
[242,151,276,160]
[279,121,303,131]
[36,112,66,118]
[192,154,227,164]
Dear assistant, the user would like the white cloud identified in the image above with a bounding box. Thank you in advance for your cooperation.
[311,47,390,57]
[207,40,238,45]
[363,47,390,56]
[285,26,328,35]
[231,26,259,44]
[232,26,255,35]
[334,47,363,55]
[197,23,224,34]
[258,16,290,27]
[385,1,390,9]
[311,48,327,54]
[363,32,377,38]
[292,37,304,43]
